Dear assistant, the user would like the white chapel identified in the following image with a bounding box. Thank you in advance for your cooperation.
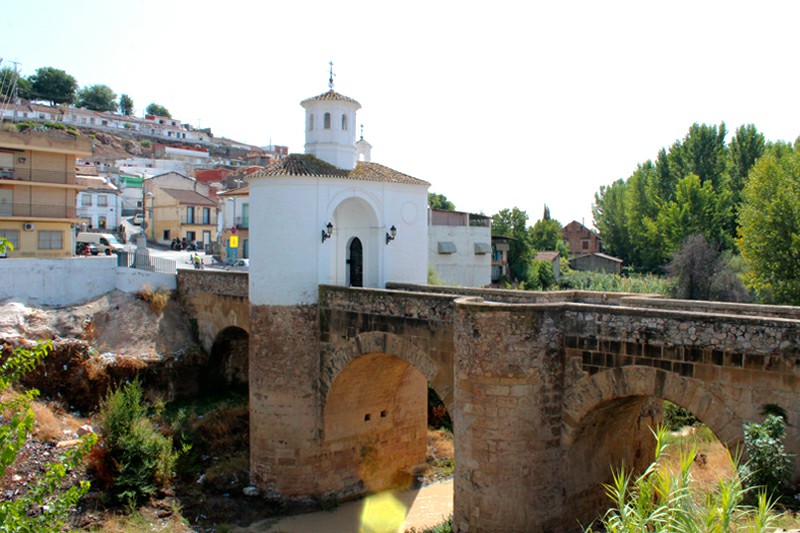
[247,77,430,306]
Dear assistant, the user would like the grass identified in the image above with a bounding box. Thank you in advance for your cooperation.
[559,269,671,294]
[424,428,455,483]
[135,284,172,314]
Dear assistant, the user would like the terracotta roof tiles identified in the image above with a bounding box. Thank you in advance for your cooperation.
[300,90,361,108]
[248,154,429,186]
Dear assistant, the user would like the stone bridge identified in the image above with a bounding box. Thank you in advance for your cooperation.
[179,272,800,532]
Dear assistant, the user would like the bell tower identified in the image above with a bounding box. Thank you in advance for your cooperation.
[301,62,362,170]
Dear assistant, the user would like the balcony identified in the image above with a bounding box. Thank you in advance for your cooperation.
[0,168,78,185]
[180,216,214,226]
[234,216,249,230]
[0,202,78,219]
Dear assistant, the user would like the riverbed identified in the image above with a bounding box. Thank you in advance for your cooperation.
[233,479,453,532]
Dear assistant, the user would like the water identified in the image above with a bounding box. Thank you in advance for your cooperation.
[233,479,453,532]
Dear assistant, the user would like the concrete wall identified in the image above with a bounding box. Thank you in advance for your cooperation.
[428,223,491,287]
[0,257,176,306]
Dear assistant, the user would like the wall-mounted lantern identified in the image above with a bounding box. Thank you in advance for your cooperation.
[321,222,334,243]
[385,225,397,245]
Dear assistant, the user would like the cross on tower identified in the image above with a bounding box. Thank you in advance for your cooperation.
[328,61,335,90]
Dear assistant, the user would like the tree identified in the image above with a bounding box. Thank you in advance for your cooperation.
[119,93,134,116]
[738,148,800,304]
[729,124,766,203]
[76,84,118,112]
[145,103,171,118]
[0,66,31,100]
[593,179,631,261]
[428,192,455,211]
[492,207,533,281]
[667,233,749,302]
[529,217,564,252]
[0,336,96,531]
[27,66,78,105]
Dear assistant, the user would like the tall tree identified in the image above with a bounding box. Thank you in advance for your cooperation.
[738,148,800,304]
[728,124,765,202]
[145,103,171,118]
[428,192,455,211]
[529,217,564,252]
[27,66,78,105]
[118,93,134,116]
[593,178,631,261]
[492,207,533,281]
[76,84,118,112]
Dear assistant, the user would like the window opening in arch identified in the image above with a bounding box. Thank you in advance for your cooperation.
[324,112,331,129]
[341,114,348,130]
[307,114,314,131]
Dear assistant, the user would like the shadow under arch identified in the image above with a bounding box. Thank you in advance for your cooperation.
[320,331,450,413]
[202,325,250,393]
[561,365,745,526]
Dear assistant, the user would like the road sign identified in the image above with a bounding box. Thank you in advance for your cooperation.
[230,235,239,248]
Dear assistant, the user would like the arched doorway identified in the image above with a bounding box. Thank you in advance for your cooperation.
[348,237,363,287]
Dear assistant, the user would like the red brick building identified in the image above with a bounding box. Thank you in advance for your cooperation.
[563,220,602,255]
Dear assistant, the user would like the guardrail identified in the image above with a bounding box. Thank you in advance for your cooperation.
[117,251,176,274]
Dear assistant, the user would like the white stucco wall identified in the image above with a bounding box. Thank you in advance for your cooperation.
[0,258,176,306]
[428,224,492,287]
[248,175,428,306]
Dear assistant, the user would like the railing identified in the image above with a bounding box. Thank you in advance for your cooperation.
[117,251,176,274]
[180,216,214,225]
[234,216,249,229]
[0,202,78,218]
[0,168,78,184]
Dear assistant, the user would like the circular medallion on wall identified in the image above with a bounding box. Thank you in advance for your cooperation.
[401,202,418,225]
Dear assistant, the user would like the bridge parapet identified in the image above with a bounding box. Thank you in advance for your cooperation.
[177,269,248,299]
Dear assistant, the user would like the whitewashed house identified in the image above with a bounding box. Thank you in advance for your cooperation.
[75,175,122,230]
[428,209,492,287]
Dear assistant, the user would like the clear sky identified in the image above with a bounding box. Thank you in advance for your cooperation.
[3,0,799,227]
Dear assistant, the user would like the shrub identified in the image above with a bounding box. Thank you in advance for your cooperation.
[140,139,152,148]
[136,284,171,314]
[663,401,698,431]
[94,379,177,506]
[587,426,776,532]
[0,340,96,531]
[739,414,793,500]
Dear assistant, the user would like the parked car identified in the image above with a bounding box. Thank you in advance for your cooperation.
[76,242,99,256]
[226,258,249,270]
[76,232,125,255]
[132,213,144,225]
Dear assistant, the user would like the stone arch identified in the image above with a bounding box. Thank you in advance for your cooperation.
[561,365,745,525]
[562,365,744,447]
[321,331,439,403]
[318,331,440,496]
[329,195,382,288]
[202,325,250,393]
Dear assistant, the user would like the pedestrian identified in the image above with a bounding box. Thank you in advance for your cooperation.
[194,254,202,269]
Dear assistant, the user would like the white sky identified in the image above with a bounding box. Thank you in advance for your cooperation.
[3,0,799,227]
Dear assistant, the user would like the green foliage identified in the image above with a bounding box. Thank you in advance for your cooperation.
[492,207,533,281]
[529,217,564,252]
[667,233,750,302]
[96,380,177,506]
[140,139,152,148]
[526,260,555,290]
[27,66,78,105]
[738,147,800,304]
[592,122,761,273]
[0,66,32,100]
[587,426,777,533]
[15,120,79,136]
[427,264,442,285]
[559,269,670,294]
[739,414,793,500]
[0,340,96,532]
[428,192,455,211]
[119,93,134,116]
[76,84,118,112]
[663,401,698,431]
[406,516,454,532]
[145,103,171,118]
[0,236,13,255]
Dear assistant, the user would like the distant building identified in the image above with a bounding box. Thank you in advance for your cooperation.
[0,129,93,258]
[428,209,491,287]
[563,220,602,255]
[534,250,561,282]
[491,235,512,284]
[569,252,623,275]
[75,175,122,231]
[218,184,250,260]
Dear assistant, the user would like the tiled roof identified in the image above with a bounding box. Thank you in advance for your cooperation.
[249,154,429,186]
[300,90,361,108]
[75,175,118,192]
[534,251,560,262]
[218,184,249,197]
[160,187,216,206]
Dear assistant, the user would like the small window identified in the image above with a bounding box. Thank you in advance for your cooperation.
[324,112,331,129]
[80,194,92,206]
[582,240,589,250]
[341,114,348,130]
[97,195,108,207]
[438,241,457,254]
[202,207,210,224]
[186,206,195,224]
[38,230,63,250]
[308,114,314,131]
[163,229,170,240]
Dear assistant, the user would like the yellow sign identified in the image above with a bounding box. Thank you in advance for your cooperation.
[229,235,239,248]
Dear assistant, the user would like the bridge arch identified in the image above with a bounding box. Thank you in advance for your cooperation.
[561,365,746,525]
[202,325,250,393]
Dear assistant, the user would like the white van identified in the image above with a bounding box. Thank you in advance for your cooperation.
[76,232,125,255]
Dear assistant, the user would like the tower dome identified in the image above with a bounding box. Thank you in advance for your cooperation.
[300,67,361,170]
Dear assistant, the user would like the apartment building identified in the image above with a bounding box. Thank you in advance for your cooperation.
[0,129,93,257]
